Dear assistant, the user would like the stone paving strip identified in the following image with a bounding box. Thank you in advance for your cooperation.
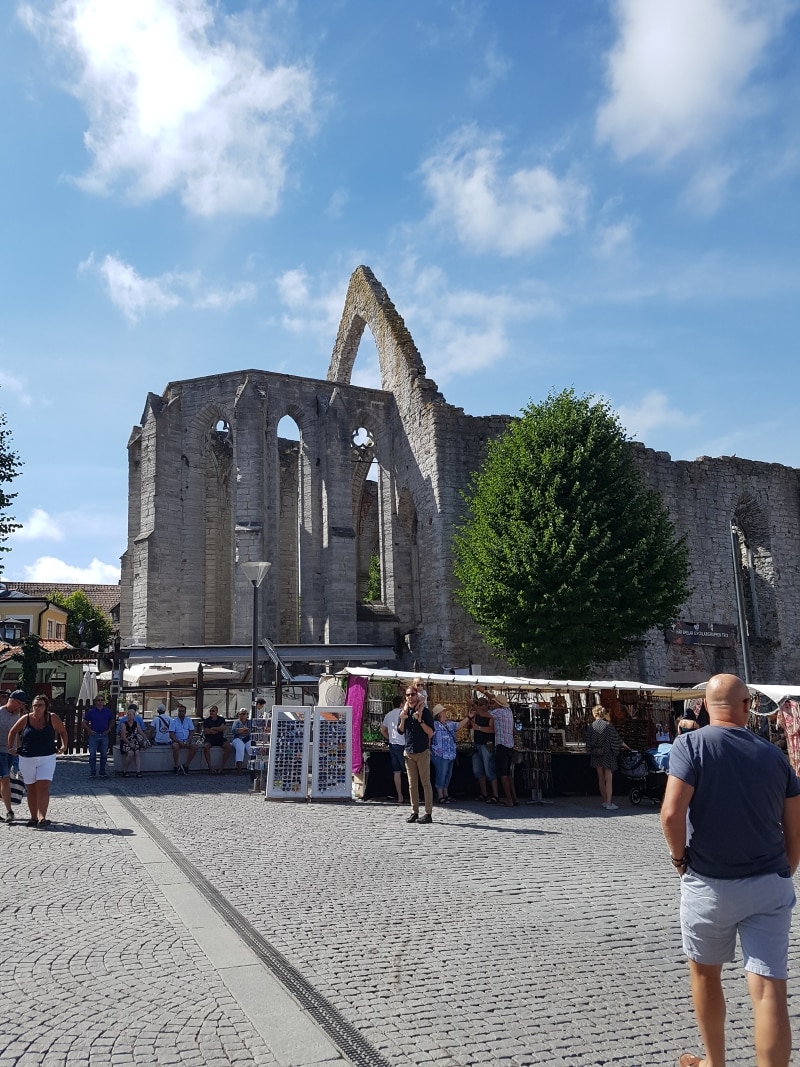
[3,760,800,1067]
[123,774,800,1067]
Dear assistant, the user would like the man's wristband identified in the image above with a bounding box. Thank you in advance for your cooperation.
[670,854,688,869]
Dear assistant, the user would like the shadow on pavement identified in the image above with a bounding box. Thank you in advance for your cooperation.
[458,821,560,836]
[38,823,135,836]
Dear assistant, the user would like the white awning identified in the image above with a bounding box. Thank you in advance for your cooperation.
[336,667,699,700]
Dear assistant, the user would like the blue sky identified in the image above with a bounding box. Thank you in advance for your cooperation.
[1,0,799,584]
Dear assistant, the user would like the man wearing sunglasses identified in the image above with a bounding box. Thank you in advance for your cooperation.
[396,685,434,824]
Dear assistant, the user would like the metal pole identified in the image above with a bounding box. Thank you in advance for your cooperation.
[730,522,753,683]
[250,580,258,718]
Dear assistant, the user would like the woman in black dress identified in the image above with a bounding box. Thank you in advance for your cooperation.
[585,706,626,811]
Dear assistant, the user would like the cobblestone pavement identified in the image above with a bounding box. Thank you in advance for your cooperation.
[3,758,800,1067]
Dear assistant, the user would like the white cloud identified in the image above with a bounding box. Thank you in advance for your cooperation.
[469,42,511,98]
[0,371,34,406]
[19,0,313,216]
[420,126,587,256]
[399,264,557,381]
[616,391,699,441]
[596,0,790,164]
[82,253,181,323]
[23,556,120,583]
[275,268,347,337]
[592,219,634,259]
[193,282,257,311]
[13,508,64,542]
[680,162,738,215]
[81,253,256,322]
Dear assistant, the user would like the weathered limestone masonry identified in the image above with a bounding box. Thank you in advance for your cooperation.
[121,265,800,684]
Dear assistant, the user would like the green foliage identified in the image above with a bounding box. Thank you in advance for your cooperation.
[48,589,114,649]
[364,553,381,602]
[453,389,691,677]
[12,635,58,699]
[0,405,22,573]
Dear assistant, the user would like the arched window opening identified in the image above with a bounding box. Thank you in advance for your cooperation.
[352,426,380,602]
[733,497,777,646]
[395,489,421,626]
[277,414,302,642]
[350,327,382,390]
[203,418,233,643]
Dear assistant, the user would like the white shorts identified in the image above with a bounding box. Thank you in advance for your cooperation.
[17,754,57,784]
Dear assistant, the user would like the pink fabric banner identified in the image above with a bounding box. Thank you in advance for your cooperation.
[346,675,368,773]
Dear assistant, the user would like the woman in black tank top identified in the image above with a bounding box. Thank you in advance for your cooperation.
[7,694,68,828]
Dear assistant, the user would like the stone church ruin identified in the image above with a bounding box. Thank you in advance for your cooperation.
[121,266,800,685]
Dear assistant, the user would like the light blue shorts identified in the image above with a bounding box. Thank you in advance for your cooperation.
[680,869,796,978]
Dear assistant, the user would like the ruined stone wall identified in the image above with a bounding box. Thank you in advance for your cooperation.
[121,265,800,686]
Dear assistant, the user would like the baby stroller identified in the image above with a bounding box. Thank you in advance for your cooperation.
[619,747,669,806]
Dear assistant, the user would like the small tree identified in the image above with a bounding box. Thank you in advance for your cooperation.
[12,635,58,700]
[454,389,691,677]
[48,589,114,649]
[0,403,22,573]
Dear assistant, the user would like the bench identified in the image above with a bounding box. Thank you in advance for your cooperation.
[112,740,233,774]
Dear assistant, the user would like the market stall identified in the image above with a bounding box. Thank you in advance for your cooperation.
[335,668,696,800]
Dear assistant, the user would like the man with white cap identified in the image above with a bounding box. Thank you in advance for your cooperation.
[151,703,172,746]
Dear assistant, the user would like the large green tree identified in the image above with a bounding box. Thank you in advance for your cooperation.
[48,589,114,649]
[453,389,691,677]
[0,403,21,572]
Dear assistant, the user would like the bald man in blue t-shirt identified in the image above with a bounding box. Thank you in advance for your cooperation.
[662,674,800,1067]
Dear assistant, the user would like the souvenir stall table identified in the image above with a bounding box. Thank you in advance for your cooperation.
[337,669,692,799]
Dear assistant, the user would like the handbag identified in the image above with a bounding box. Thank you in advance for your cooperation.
[10,771,25,806]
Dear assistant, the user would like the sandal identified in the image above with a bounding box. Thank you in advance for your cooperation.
[136,773,142,778]
[488,796,498,804]
[26,818,38,828]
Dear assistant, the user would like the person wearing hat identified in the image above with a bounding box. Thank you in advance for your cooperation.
[0,690,25,821]
[430,704,470,804]
[83,692,114,778]
[151,703,173,746]
[489,694,517,807]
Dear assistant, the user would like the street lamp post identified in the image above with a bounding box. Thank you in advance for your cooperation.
[240,561,271,718]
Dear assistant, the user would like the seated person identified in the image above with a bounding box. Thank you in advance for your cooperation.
[150,703,173,746]
[119,706,149,778]
[203,705,231,774]
[231,708,252,773]
[169,705,199,775]
[119,702,145,730]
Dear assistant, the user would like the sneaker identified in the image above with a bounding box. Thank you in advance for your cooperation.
[406,813,419,823]
[173,766,180,774]
[5,810,14,823]
[89,772,96,778]
[418,813,433,825]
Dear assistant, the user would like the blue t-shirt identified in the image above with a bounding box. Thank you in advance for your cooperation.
[669,726,800,878]
[84,706,114,733]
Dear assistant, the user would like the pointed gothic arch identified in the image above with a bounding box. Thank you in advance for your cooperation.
[327,266,442,402]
